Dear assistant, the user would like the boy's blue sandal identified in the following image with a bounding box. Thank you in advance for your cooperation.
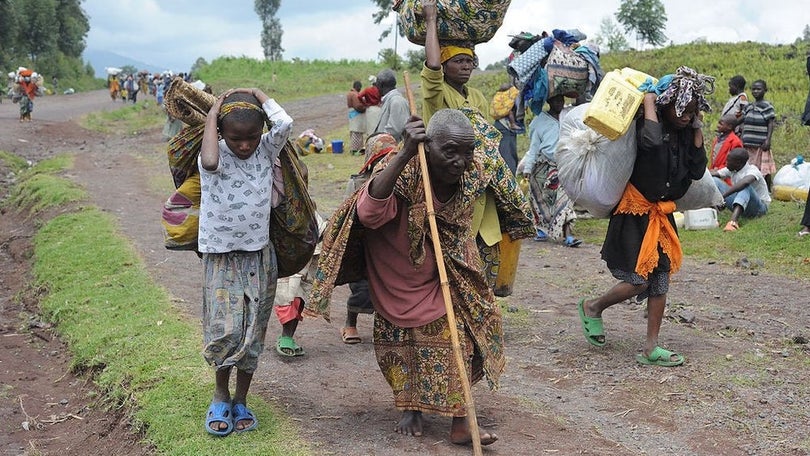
[205,401,233,436]
[636,346,685,367]
[232,403,258,433]
[564,236,582,247]
[533,229,548,242]
[577,298,605,347]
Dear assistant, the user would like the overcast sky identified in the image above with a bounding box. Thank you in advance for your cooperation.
[83,0,809,72]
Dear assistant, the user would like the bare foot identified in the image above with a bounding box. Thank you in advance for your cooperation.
[395,410,423,436]
[449,416,499,446]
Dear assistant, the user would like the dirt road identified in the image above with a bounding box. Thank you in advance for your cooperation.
[1,90,809,455]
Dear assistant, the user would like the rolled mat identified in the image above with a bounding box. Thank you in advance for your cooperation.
[164,78,216,126]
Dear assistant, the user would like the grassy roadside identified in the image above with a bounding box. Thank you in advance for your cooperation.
[1,156,309,454]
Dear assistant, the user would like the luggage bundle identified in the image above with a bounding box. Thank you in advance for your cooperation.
[557,103,723,218]
[393,0,511,45]
[161,81,319,277]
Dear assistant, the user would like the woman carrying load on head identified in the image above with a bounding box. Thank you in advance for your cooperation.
[420,0,525,287]
[109,75,120,101]
[16,71,39,122]
[577,66,713,367]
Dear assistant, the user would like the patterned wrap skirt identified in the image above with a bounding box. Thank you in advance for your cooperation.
[373,313,484,417]
[202,244,277,373]
[528,158,576,240]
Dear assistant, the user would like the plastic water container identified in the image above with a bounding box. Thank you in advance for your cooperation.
[584,68,656,140]
[331,140,344,154]
[683,208,719,230]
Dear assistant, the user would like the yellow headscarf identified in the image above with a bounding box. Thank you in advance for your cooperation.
[218,101,264,120]
[440,45,474,64]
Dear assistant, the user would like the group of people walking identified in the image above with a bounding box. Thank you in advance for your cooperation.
[186,0,808,450]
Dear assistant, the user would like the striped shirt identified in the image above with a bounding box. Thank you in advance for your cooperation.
[740,100,775,147]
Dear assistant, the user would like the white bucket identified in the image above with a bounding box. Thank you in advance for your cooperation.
[683,208,718,230]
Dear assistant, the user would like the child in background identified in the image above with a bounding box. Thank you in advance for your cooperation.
[198,87,293,436]
[740,79,776,191]
[490,82,522,174]
[721,75,748,120]
[273,161,326,357]
[711,147,771,232]
[709,113,743,185]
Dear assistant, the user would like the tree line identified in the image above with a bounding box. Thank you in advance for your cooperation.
[1,0,93,85]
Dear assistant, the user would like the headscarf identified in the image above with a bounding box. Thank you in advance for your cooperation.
[218,101,264,120]
[655,66,715,117]
[360,133,398,174]
[440,45,474,64]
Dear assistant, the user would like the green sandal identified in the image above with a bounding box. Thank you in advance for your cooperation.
[577,298,605,347]
[636,346,684,367]
[276,335,305,357]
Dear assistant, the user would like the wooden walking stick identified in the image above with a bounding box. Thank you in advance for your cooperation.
[402,71,483,456]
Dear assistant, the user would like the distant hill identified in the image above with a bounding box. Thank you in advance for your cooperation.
[83,48,166,78]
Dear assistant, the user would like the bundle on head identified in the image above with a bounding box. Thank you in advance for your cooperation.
[164,78,217,126]
[656,66,715,116]
[394,0,511,45]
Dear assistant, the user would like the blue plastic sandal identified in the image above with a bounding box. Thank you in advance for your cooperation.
[564,236,582,247]
[533,229,548,242]
[205,401,233,436]
[232,403,258,433]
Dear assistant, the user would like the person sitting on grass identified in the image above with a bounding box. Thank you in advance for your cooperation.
[708,113,743,185]
[710,147,770,232]
[198,87,293,437]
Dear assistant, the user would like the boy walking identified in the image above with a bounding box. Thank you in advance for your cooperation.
[198,87,293,436]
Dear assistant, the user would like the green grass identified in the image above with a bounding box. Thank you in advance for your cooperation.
[81,101,167,135]
[3,155,85,213]
[11,156,308,455]
[0,150,31,173]
[572,197,810,278]
[196,57,387,103]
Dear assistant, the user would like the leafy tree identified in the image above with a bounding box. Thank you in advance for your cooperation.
[16,0,59,62]
[55,0,89,59]
[802,24,810,44]
[120,64,138,76]
[371,0,396,40]
[378,48,402,70]
[615,0,667,48]
[484,57,508,71]
[0,0,20,71]
[190,57,209,76]
[404,48,425,71]
[593,16,629,53]
[255,0,283,61]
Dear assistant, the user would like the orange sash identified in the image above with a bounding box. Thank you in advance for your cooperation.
[614,183,682,278]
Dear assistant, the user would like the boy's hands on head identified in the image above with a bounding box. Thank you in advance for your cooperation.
[208,92,228,116]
